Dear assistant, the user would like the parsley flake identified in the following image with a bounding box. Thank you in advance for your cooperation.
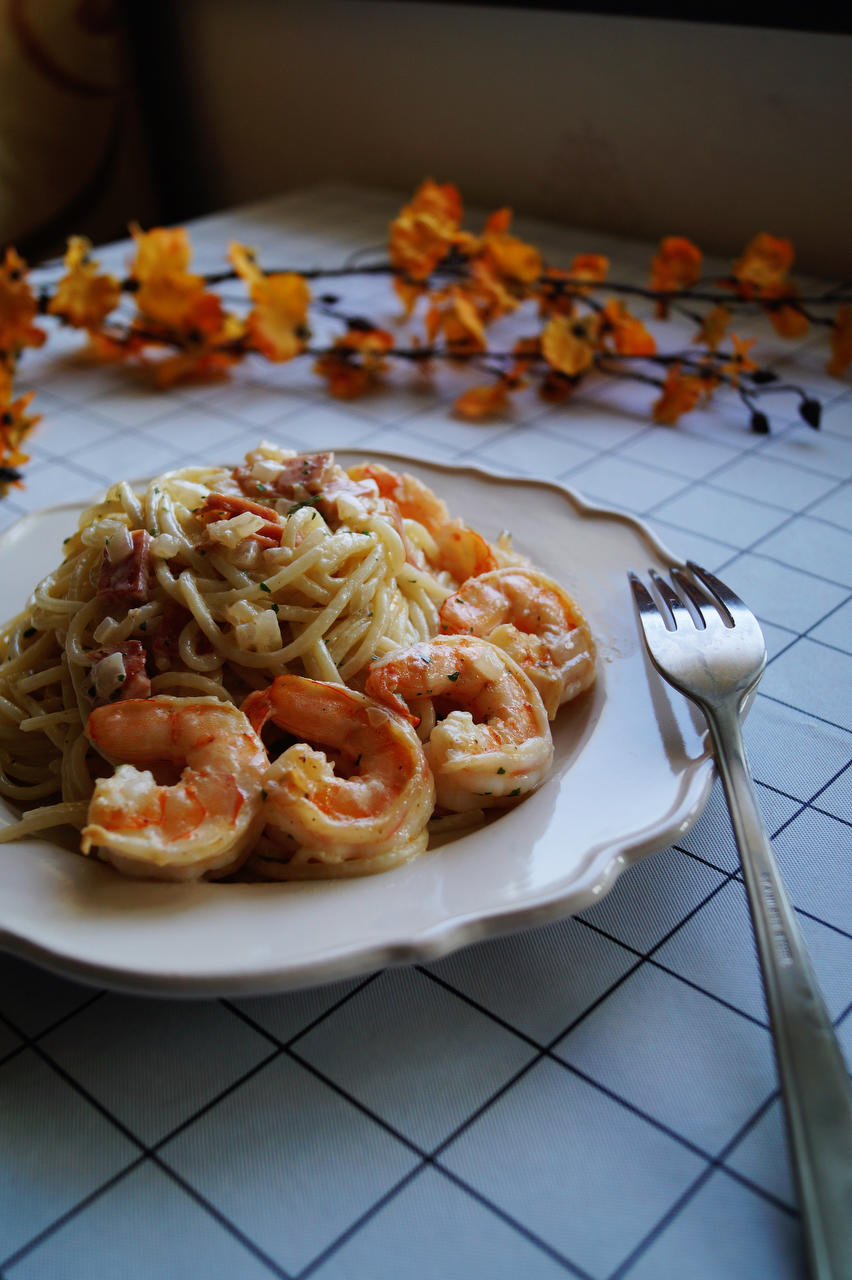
[286,495,323,516]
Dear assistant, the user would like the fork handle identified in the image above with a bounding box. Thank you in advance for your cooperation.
[706,701,852,1280]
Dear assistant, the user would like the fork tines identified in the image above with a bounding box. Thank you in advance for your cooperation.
[630,562,736,630]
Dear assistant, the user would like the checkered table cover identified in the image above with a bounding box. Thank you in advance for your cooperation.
[1,186,849,1280]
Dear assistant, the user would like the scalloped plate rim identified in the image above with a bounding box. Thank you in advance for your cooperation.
[0,449,714,996]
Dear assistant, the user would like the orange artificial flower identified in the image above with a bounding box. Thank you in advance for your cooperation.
[313,351,370,399]
[48,237,120,330]
[153,348,240,388]
[602,300,656,356]
[0,248,45,352]
[337,324,394,366]
[138,274,225,337]
[131,224,225,339]
[228,242,263,288]
[720,334,758,387]
[650,237,703,294]
[828,305,852,377]
[541,314,597,378]
[129,224,193,282]
[480,208,542,286]
[539,371,577,403]
[0,391,40,470]
[243,273,310,362]
[733,233,794,294]
[389,179,464,281]
[453,379,512,420]
[759,282,809,339]
[88,330,147,363]
[695,304,731,351]
[537,269,574,319]
[313,326,394,398]
[650,237,702,319]
[652,364,704,424]
[509,335,542,378]
[230,243,310,361]
[483,208,512,236]
[393,276,426,318]
[569,253,609,289]
[466,259,518,323]
[425,286,488,353]
[321,361,370,398]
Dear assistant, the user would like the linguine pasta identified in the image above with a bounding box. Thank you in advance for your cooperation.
[0,443,525,872]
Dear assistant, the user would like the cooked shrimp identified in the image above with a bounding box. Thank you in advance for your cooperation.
[365,635,552,812]
[348,462,497,583]
[439,567,596,719]
[241,675,435,873]
[81,696,268,881]
[347,462,450,536]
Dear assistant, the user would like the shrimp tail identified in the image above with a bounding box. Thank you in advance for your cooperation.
[241,688,274,738]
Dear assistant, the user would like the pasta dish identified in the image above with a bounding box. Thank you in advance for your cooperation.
[0,444,596,881]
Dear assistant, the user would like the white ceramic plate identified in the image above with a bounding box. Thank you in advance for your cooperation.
[0,452,712,996]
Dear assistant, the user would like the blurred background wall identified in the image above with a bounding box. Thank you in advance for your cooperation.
[3,0,851,276]
[0,0,155,259]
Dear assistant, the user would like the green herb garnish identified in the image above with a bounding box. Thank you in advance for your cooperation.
[286,495,323,516]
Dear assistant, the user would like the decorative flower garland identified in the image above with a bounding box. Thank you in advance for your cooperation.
[1,179,849,496]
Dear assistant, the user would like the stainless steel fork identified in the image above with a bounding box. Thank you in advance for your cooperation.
[629,561,852,1280]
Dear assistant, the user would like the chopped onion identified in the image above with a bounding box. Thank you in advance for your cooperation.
[150,533,181,559]
[107,526,133,564]
[92,615,120,644]
[91,651,126,698]
[206,512,265,549]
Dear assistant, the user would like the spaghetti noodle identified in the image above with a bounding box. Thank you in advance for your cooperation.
[1,443,575,878]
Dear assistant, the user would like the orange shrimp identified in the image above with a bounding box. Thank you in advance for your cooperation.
[439,567,596,718]
[348,462,497,583]
[365,634,552,812]
[242,675,435,874]
[82,697,268,880]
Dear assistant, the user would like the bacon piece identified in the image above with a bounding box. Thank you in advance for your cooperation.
[151,603,190,670]
[196,493,284,547]
[87,640,151,702]
[234,451,337,501]
[97,530,151,604]
[150,602,214,669]
[318,473,380,517]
